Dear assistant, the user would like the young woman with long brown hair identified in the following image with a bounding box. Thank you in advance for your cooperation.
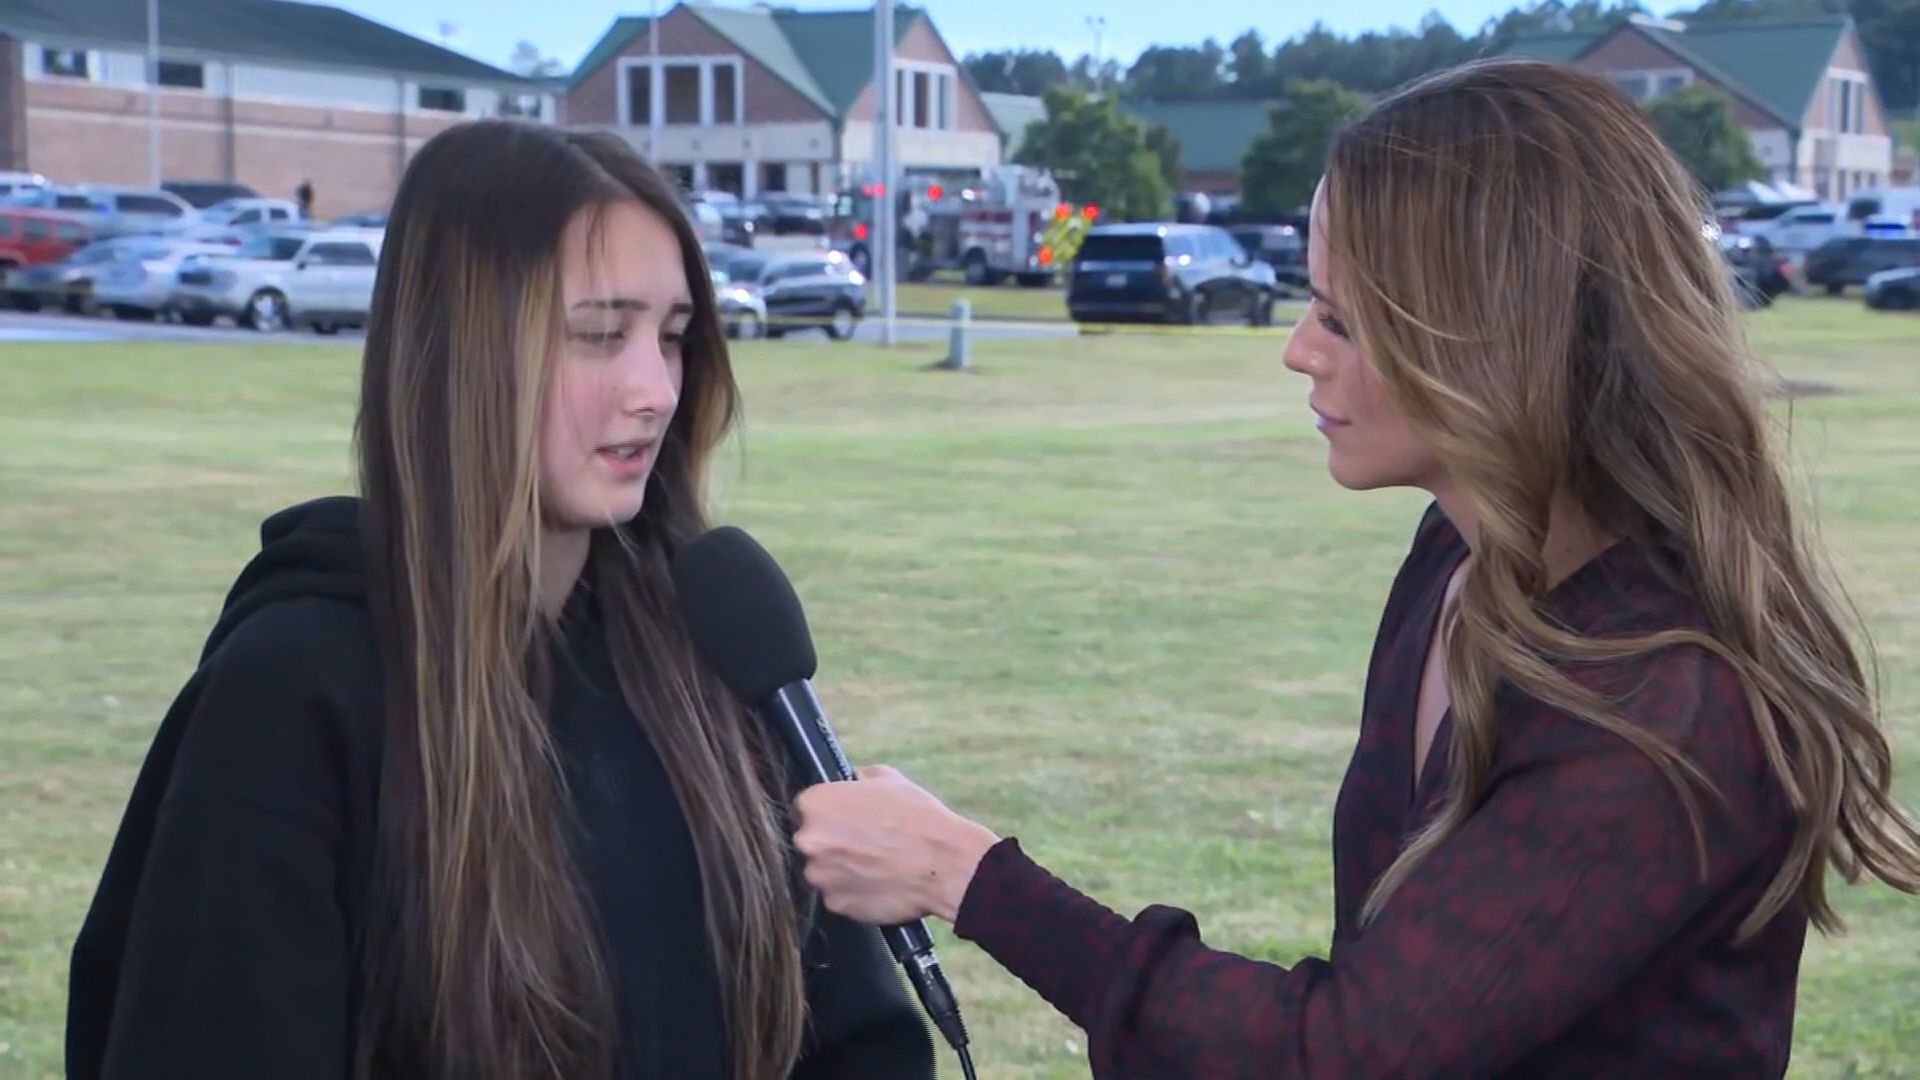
[67,120,935,1080]
[785,59,1920,1075]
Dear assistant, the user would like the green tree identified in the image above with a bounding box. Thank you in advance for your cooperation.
[1144,124,1185,193]
[1239,79,1368,218]
[962,49,1071,97]
[1016,86,1172,221]
[1646,84,1766,191]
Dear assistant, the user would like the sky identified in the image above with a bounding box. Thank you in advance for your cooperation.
[333,0,1524,76]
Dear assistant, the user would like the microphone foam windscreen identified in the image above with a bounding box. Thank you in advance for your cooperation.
[670,526,819,703]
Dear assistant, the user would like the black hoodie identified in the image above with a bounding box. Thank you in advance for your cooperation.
[67,496,936,1079]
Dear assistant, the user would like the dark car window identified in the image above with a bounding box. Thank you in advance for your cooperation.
[239,234,308,261]
[305,241,377,266]
[0,216,16,238]
[1078,234,1165,263]
[24,218,51,240]
[55,194,96,211]
[55,221,86,241]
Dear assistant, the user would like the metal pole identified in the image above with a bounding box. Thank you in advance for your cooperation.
[875,0,897,346]
[147,0,161,187]
[648,0,661,166]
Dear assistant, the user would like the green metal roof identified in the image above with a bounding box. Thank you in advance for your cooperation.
[1124,99,1279,173]
[571,3,929,121]
[1500,18,1849,130]
[981,91,1047,150]
[0,0,526,84]
[571,15,651,88]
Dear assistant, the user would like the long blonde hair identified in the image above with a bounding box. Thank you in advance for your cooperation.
[352,120,805,1078]
[1325,60,1920,939]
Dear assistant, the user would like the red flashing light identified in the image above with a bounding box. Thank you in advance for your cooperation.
[1038,247,1054,266]
[1053,203,1071,221]
[1083,205,1101,221]
[927,184,944,200]
[854,223,870,240]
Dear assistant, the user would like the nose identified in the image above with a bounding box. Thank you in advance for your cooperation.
[617,333,681,421]
[1282,315,1324,378]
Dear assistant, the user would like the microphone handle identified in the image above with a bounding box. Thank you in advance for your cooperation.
[763,682,972,1056]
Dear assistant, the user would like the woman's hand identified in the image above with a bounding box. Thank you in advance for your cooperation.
[793,765,1001,926]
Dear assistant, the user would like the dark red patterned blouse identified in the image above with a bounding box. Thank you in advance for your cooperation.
[954,504,1808,1078]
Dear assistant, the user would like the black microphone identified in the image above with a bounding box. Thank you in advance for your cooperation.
[669,526,975,1075]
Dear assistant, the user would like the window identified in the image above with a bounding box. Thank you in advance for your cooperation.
[54,193,97,211]
[895,64,957,129]
[0,217,15,238]
[55,222,86,241]
[158,61,204,89]
[24,219,50,240]
[117,194,185,216]
[711,61,739,125]
[625,64,651,126]
[760,162,787,193]
[1612,74,1650,101]
[913,71,930,128]
[664,65,701,124]
[1656,72,1688,96]
[232,209,262,224]
[42,48,90,79]
[305,241,378,266]
[418,86,466,112]
[239,234,307,260]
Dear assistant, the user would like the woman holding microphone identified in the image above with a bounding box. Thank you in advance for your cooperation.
[791,60,1920,1077]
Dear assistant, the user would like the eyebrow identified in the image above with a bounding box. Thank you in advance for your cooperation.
[570,298,695,315]
[1307,284,1338,310]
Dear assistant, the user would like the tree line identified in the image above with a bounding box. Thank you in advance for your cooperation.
[982,0,1917,223]
[965,0,1920,115]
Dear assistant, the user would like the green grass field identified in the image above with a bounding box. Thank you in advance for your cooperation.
[2,299,1917,1077]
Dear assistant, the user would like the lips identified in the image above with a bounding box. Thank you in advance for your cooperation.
[1310,403,1350,427]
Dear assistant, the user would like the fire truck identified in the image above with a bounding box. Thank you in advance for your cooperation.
[828,165,1099,287]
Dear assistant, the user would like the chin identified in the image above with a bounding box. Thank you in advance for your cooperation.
[551,488,649,531]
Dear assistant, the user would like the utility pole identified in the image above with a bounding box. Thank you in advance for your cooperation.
[1086,15,1106,95]
[873,0,897,346]
[146,0,161,186]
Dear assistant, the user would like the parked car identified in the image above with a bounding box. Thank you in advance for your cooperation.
[282,233,386,334]
[2,235,148,312]
[1228,224,1308,293]
[92,239,240,319]
[1744,202,1846,254]
[0,170,49,202]
[166,227,380,331]
[762,193,828,236]
[709,268,767,339]
[162,180,260,209]
[1068,223,1280,326]
[1844,187,1920,237]
[1803,236,1920,294]
[0,207,93,286]
[1718,233,1792,308]
[692,191,757,247]
[716,251,865,340]
[330,210,388,229]
[1864,265,1920,311]
[168,197,304,243]
[11,185,197,238]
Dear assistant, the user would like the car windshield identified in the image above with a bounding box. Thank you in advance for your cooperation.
[721,256,771,283]
[237,235,306,260]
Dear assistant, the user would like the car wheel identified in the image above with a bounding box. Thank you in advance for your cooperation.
[1186,293,1210,326]
[1249,294,1275,327]
[827,304,859,341]
[245,290,288,332]
[964,251,991,286]
[312,322,340,336]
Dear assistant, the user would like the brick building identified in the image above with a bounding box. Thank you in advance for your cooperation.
[564,2,1002,197]
[0,0,551,218]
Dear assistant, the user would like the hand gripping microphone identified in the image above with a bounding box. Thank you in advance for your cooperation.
[670,526,976,1079]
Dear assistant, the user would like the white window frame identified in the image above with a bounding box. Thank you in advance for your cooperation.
[617,55,744,129]
[37,46,101,82]
[1609,66,1692,103]
[156,58,207,92]
[1828,70,1869,135]
[893,59,956,130]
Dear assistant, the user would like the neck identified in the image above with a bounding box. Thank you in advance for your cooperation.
[1431,485,1615,588]
[538,526,591,617]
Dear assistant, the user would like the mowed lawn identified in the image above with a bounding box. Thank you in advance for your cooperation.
[2,299,1917,1078]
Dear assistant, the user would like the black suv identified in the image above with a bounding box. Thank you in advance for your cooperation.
[1068,224,1279,326]
[1804,236,1920,295]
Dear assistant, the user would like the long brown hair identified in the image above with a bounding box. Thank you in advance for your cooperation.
[351,120,806,1078]
[1324,60,1920,939]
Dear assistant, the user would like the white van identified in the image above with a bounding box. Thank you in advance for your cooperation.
[1845,187,1920,237]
